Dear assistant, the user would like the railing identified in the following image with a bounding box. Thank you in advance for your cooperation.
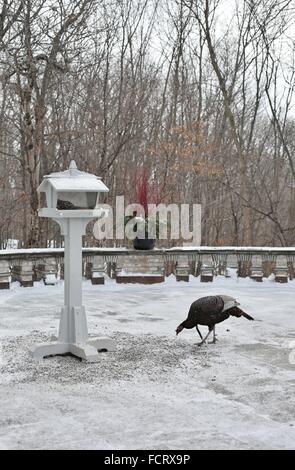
[1,246,295,260]
[0,246,294,288]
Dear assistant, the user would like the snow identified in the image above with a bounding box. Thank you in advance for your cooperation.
[92,272,104,279]
[1,246,295,258]
[118,272,163,277]
[47,178,108,192]
[0,274,295,450]
[168,246,295,252]
[0,248,65,256]
[44,274,57,285]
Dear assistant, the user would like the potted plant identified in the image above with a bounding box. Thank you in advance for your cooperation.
[125,211,165,250]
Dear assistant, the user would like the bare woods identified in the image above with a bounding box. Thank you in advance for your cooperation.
[0,0,294,248]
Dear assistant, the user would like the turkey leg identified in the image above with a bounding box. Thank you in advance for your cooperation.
[208,325,217,344]
[197,326,214,346]
[196,325,203,340]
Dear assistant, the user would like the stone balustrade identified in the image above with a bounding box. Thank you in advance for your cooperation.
[115,253,165,284]
[174,255,190,282]
[34,259,58,285]
[11,260,34,287]
[0,260,10,289]
[85,256,105,285]
[250,255,263,282]
[0,247,294,288]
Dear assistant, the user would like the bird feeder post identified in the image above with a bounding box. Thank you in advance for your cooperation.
[30,160,115,362]
[57,217,88,344]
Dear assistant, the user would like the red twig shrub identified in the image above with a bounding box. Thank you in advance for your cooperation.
[128,169,162,217]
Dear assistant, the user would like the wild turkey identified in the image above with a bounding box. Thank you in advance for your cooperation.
[176,295,254,345]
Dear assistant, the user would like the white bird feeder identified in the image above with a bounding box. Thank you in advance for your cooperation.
[30,160,115,362]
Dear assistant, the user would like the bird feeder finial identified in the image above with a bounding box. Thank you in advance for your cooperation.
[69,160,78,175]
[69,160,77,174]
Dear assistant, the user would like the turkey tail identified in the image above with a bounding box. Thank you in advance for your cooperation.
[241,311,254,321]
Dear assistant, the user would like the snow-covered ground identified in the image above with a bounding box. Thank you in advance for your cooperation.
[0,273,294,450]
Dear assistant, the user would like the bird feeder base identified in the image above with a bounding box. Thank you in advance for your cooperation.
[30,337,116,363]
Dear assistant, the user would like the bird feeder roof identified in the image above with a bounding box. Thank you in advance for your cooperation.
[38,160,109,193]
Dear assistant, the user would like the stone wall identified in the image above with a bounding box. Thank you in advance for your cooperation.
[0,248,294,287]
